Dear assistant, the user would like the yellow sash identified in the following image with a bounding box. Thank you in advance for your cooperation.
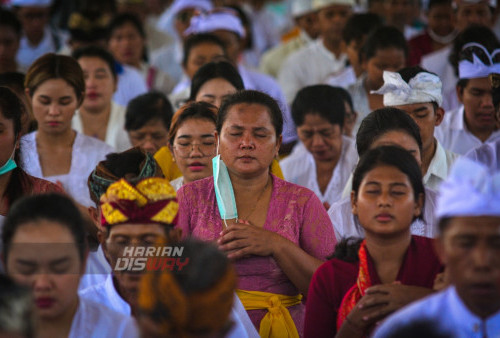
[236,289,302,338]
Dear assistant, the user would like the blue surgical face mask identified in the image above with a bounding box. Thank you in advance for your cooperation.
[0,146,17,176]
[213,144,238,227]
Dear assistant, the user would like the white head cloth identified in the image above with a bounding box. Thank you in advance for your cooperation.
[458,42,500,79]
[436,157,500,220]
[168,0,213,17]
[371,71,443,106]
[291,0,315,17]
[312,0,356,10]
[184,9,246,38]
[11,0,53,6]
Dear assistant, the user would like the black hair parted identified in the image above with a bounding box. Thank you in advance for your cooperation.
[291,85,348,127]
[72,45,118,79]
[0,8,22,37]
[189,61,244,101]
[2,193,88,264]
[356,107,423,158]
[125,91,174,131]
[182,33,226,67]
[217,90,283,137]
[360,25,408,63]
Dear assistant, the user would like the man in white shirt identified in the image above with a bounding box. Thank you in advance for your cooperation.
[373,157,500,338]
[281,85,357,209]
[372,67,458,190]
[278,0,354,105]
[259,0,319,78]
[436,42,500,155]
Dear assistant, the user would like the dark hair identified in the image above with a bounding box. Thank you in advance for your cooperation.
[25,53,85,105]
[360,25,408,63]
[0,274,34,338]
[336,86,354,112]
[427,0,452,11]
[385,320,453,338]
[352,145,425,215]
[0,72,25,93]
[0,8,22,38]
[107,12,145,39]
[217,90,283,137]
[102,149,152,180]
[226,5,253,48]
[342,13,383,45]
[168,101,218,145]
[182,33,226,67]
[2,194,88,264]
[0,87,29,207]
[356,107,423,157]
[397,66,440,108]
[328,237,363,262]
[450,25,500,78]
[125,92,174,131]
[72,45,118,79]
[68,10,110,43]
[189,61,244,101]
[291,85,346,127]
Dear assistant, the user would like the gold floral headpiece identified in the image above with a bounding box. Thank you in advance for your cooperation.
[100,178,178,227]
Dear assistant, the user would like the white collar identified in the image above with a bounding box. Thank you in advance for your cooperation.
[423,140,451,184]
[105,274,131,316]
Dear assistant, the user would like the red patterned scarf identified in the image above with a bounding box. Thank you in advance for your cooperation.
[336,240,372,330]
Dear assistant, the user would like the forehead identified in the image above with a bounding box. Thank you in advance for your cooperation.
[443,216,500,237]
[224,103,274,128]
[190,42,224,56]
[373,130,418,148]
[10,220,75,244]
[465,77,491,90]
[177,118,215,134]
[299,113,337,127]
[109,222,166,237]
[361,165,411,184]
[392,102,434,113]
[34,78,77,96]
[78,56,112,71]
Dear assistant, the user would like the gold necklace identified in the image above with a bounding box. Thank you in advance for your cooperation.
[238,176,271,222]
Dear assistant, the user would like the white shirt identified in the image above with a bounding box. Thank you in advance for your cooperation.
[113,65,148,107]
[20,131,114,207]
[423,141,459,191]
[436,105,500,155]
[73,102,132,152]
[324,66,357,90]
[69,297,137,338]
[280,136,357,205]
[16,26,58,69]
[330,187,438,241]
[373,286,500,338]
[466,138,500,171]
[170,176,184,191]
[150,41,184,87]
[80,275,257,338]
[347,74,370,136]
[79,245,111,291]
[421,46,459,112]
[278,39,348,105]
[138,62,175,94]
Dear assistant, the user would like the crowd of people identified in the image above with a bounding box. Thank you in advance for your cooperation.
[0,0,499,337]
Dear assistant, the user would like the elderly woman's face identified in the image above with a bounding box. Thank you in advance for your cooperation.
[217,103,280,178]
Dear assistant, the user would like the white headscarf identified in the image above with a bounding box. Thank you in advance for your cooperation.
[436,157,500,219]
[184,9,246,38]
[371,71,443,107]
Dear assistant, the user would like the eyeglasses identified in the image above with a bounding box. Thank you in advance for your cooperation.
[173,142,216,157]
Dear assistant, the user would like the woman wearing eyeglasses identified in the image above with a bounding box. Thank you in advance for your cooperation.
[168,101,218,191]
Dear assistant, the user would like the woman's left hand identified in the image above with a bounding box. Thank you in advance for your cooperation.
[217,220,283,260]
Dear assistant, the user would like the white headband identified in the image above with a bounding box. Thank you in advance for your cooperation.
[371,71,443,107]
[458,42,500,79]
[169,0,213,17]
[436,157,500,220]
[11,0,53,6]
[184,10,246,38]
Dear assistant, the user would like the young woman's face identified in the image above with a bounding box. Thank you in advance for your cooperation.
[171,117,216,183]
[30,78,80,135]
[0,109,18,168]
[195,78,237,108]
[184,42,225,79]
[364,47,406,89]
[78,56,117,113]
[108,22,144,67]
[5,220,84,320]
[352,164,422,237]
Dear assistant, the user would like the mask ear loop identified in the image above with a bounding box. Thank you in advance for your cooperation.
[216,137,229,228]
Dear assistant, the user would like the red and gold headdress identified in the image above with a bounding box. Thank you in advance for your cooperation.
[100,178,178,227]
